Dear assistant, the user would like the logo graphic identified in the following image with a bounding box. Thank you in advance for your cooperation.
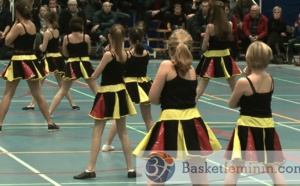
[145,152,175,183]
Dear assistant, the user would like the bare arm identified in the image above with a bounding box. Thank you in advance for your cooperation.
[228,78,246,108]
[62,35,69,57]
[5,22,22,46]
[39,30,51,52]
[91,51,113,80]
[85,35,91,55]
[149,60,170,105]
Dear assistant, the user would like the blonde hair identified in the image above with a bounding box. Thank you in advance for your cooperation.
[246,41,272,69]
[168,29,193,75]
[109,24,125,62]
[273,6,282,13]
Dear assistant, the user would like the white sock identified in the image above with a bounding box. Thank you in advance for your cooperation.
[85,169,91,173]
[128,169,134,172]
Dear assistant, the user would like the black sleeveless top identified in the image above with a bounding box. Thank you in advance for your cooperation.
[46,30,60,53]
[100,51,128,86]
[208,36,230,50]
[13,23,36,54]
[124,51,149,77]
[239,76,274,118]
[160,64,197,110]
[66,34,88,57]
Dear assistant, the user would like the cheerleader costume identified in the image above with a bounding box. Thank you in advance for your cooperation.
[89,51,136,120]
[133,63,221,160]
[62,34,94,80]
[1,23,46,81]
[224,76,285,163]
[124,52,152,104]
[196,36,241,78]
[40,30,65,74]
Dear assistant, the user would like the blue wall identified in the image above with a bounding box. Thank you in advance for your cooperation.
[256,0,300,26]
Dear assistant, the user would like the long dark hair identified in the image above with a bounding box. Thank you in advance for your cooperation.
[210,1,232,41]
[15,0,31,20]
[129,28,144,55]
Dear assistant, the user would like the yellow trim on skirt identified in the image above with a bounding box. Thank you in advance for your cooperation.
[67,57,90,62]
[203,49,230,57]
[124,76,152,83]
[98,83,127,92]
[45,53,62,57]
[158,107,201,121]
[11,55,37,60]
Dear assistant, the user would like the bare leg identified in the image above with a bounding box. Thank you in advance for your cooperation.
[224,160,245,186]
[195,78,210,102]
[264,164,286,186]
[0,80,20,126]
[139,103,154,131]
[24,78,44,108]
[188,157,209,186]
[54,73,77,107]
[104,120,117,146]
[226,76,237,91]
[49,80,74,115]
[86,119,107,172]
[85,79,99,95]
[116,117,133,170]
[27,80,54,124]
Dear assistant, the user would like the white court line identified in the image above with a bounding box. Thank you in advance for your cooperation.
[0,146,61,186]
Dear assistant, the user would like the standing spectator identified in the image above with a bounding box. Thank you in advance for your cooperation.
[0,0,60,132]
[224,41,286,186]
[242,5,268,50]
[58,0,87,37]
[0,0,12,59]
[73,24,138,179]
[143,0,171,31]
[133,29,221,185]
[195,1,241,100]
[267,6,287,56]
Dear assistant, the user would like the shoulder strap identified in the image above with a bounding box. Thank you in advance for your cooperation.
[67,35,70,43]
[20,23,27,33]
[49,30,54,37]
[270,75,274,91]
[245,77,256,94]
[83,34,85,41]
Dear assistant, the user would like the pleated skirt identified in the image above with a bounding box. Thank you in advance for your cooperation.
[0,55,46,81]
[133,108,222,160]
[224,115,285,164]
[89,83,137,120]
[124,76,152,104]
[62,57,94,80]
[41,53,66,74]
[196,49,241,79]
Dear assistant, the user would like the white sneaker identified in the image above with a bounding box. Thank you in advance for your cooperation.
[101,144,115,152]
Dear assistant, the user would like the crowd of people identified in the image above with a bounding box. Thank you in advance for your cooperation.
[0,0,291,185]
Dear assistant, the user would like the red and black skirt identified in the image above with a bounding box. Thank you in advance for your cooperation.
[41,52,66,74]
[62,57,94,80]
[133,108,222,160]
[124,76,152,104]
[196,49,241,79]
[224,115,285,164]
[1,55,46,81]
[89,83,137,120]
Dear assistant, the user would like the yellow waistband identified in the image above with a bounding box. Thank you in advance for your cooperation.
[204,49,230,57]
[98,83,126,93]
[124,76,152,83]
[45,53,62,57]
[67,57,90,62]
[11,55,37,60]
[237,115,274,128]
[158,107,201,121]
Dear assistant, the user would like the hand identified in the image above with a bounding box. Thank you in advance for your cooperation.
[281,32,286,37]
[243,66,251,76]
[91,25,99,33]
[151,10,159,17]
[104,44,111,52]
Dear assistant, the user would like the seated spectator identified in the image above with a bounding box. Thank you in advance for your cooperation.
[91,1,117,50]
[241,4,268,50]
[167,3,185,31]
[0,0,12,59]
[49,0,62,16]
[143,0,171,31]
[184,0,201,20]
[267,6,287,55]
[288,24,300,64]
[78,0,95,35]
[58,0,87,37]
[136,21,153,53]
